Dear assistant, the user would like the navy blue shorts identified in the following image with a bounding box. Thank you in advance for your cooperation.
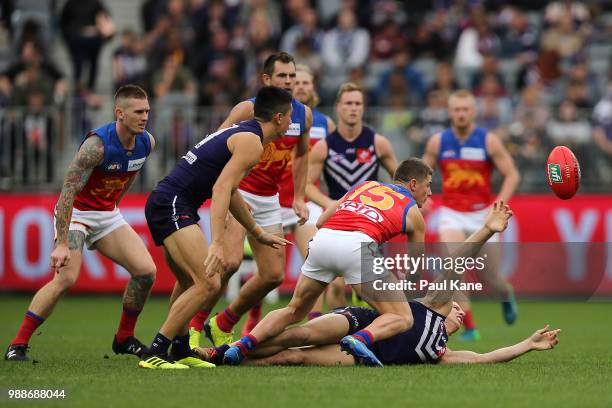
[145,191,201,246]
[331,307,379,334]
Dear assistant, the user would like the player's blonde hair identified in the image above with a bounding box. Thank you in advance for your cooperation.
[448,90,476,106]
[335,82,364,104]
[295,64,320,107]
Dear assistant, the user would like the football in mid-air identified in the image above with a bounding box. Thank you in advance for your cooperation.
[546,146,581,200]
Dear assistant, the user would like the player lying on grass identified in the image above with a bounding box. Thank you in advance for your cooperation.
[213,306,559,366]
[197,201,559,366]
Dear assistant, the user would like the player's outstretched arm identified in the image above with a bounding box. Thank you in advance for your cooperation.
[292,106,312,225]
[218,100,254,130]
[440,325,560,364]
[306,139,335,209]
[50,135,104,270]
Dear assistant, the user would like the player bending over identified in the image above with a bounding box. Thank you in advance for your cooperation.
[221,158,431,366]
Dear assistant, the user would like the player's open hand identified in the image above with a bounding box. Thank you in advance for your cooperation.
[485,200,513,233]
[204,242,225,277]
[50,243,71,271]
[293,200,309,226]
[529,324,561,351]
[256,231,292,249]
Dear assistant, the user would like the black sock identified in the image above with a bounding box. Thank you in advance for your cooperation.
[149,333,171,355]
[171,334,191,357]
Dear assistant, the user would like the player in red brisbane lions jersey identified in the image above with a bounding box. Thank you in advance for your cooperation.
[186,52,313,349]
[236,64,337,336]
[221,159,432,367]
[5,85,156,362]
[423,90,521,341]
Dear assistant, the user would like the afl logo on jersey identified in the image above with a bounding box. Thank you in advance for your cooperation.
[106,162,121,171]
[441,150,456,159]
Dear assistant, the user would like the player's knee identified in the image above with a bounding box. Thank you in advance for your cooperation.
[224,257,242,276]
[259,269,284,288]
[54,273,78,291]
[396,314,413,332]
[276,350,304,365]
[132,271,156,291]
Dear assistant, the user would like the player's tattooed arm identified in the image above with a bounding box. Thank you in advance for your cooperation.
[55,135,104,246]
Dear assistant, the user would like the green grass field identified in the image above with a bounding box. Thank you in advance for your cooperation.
[1,295,611,408]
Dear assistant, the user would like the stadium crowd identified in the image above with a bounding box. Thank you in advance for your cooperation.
[0,0,611,190]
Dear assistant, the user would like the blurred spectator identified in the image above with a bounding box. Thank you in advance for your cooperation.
[280,0,310,32]
[476,76,512,136]
[381,93,414,136]
[544,1,590,27]
[471,54,507,95]
[112,29,147,90]
[141,0,166,33]
[370,19,407,61]
[592,89,612,181]
[21,89,54,182]
[10,61,54,107]
[546,100,591,146]
[2,40,66,105]
[280,7,324,55]
[408,89,449,151]
[166,0,195,48]
[429,61,459,99]
[59,0,116,91]
[374,50,425,105]
[454,11,500,72]
[321,8,370,99]
[565,80,593,109]
[497,7,539,63]
[193,27,244,106]
[240,0,281,41]
[540,12,585,60]
[9,0,54,51]
[165,110,194,160]
[512,85,550,135]
[247,8,277,50]
[153,53,196,101]
[410,20,447,60]
[293,37,323,79]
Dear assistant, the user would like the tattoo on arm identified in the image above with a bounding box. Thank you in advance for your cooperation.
[55,136,104,245]
[123,274,155,310]
[67,231,86,251]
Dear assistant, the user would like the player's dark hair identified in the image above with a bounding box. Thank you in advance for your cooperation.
[263,52,295,76]
[114,85,148,103]
[254,86,293,122]
[394,158,433,183]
